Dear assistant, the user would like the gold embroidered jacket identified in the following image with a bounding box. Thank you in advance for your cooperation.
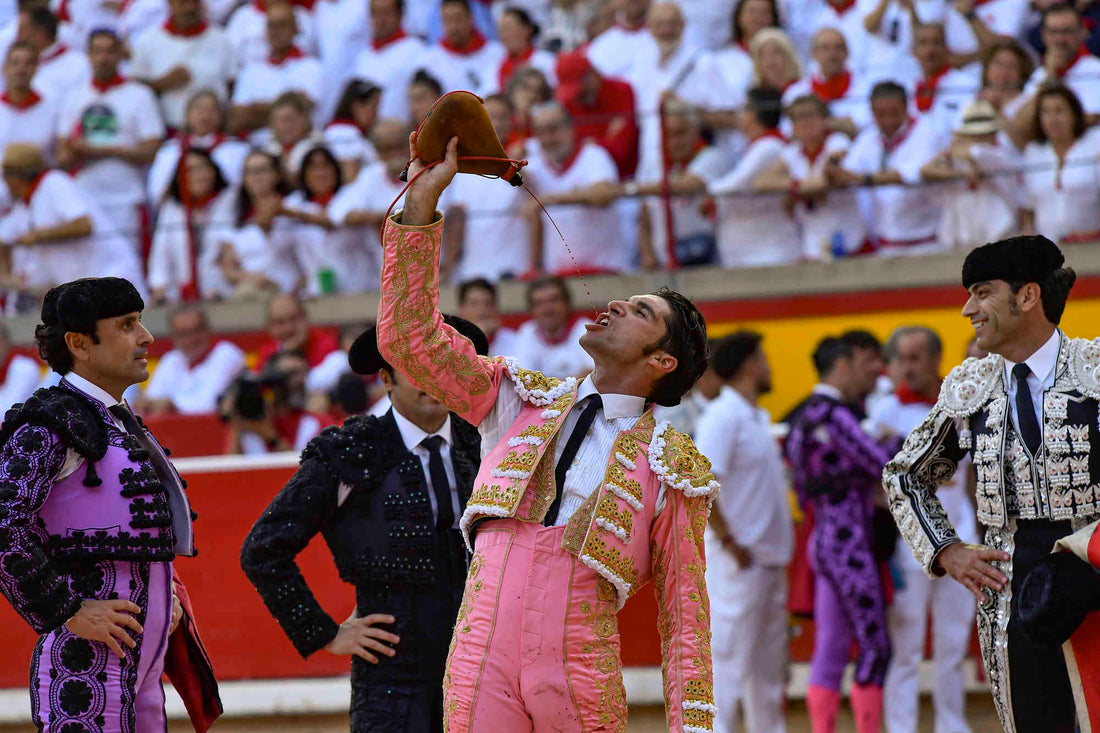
[375,213,719,733]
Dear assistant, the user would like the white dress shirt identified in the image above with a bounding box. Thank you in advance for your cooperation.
[389,408,461,529]
[1003,329,1061,439]
[694,385,792,566]
[142,341,247,414]
[478,373,652,527]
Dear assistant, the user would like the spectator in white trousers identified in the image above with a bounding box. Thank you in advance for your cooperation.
[871,326,978,733]
[695,331,793,733]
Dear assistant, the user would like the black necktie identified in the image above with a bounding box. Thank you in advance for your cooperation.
[421,435,455,530]
[1012,363,1042,455]
[109,403,192,553]
[110,404,174,485]
[545,394,603,527]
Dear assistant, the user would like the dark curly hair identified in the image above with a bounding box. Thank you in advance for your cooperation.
[647,287,709,407]
[35,278,144,375]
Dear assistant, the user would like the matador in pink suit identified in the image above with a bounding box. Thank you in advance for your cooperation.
[376,137,719,733]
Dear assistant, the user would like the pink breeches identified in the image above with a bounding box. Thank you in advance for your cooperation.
[442,519,628,733]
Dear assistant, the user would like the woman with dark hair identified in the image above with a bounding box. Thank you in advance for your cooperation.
[694,0,779,155]
[324,79,381,182]
[282,145,380,294]
[979,39,1033,118]
[147,148,234,303]
[148,89,249,207]
[407,69,443,128]
[492,6,557,93]
[209,150,304,296]
[1021,84,1100,244]
[504,65,552,142]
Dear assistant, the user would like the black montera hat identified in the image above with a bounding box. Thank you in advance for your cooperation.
[962,235,1065,289]
[348,314,490,375]
[40,277,144,333]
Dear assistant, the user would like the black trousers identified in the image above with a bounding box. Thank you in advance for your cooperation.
[1007,518,1077,732]
[349,529,467,733]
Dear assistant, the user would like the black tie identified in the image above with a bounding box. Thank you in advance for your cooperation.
[109,403,192,553]
[421,435,455,530]
[1013,363,1042,455]
[545,394,603,527]
[109,404,174,486]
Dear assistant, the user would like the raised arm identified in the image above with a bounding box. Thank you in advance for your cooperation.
[375,134,506,424]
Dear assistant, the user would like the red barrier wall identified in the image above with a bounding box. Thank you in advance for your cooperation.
[0,460,668,688]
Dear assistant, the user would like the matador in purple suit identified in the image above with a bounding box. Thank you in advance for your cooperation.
[0,278,220,732]
[785,335,898,733]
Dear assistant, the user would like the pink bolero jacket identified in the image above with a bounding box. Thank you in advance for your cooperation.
[376,214,720,733]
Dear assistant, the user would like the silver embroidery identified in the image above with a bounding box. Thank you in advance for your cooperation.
[976,521,1017,733]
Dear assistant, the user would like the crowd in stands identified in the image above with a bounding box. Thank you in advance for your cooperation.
[0,0,1092,306]
[0,0,1097,442]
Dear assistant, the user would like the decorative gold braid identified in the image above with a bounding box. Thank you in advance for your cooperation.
[578,578,628,732]
[521,435,558,522]
[383,225,495,412]
[442,552,485,728]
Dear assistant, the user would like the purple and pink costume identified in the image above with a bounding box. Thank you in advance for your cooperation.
[0,380,219,732]
[785,391,897,694]
[376,214,719,732]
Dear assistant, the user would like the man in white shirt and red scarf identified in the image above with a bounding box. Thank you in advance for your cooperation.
[375,134,718,733]
[871,326,977,733]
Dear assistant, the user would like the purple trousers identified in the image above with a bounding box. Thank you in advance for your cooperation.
[807,493,891,690]
[31,560,173,733]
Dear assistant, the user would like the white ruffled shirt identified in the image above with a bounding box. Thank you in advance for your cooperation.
[479,372,663,525]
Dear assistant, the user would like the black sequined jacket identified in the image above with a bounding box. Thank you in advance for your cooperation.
[240,409,481,658]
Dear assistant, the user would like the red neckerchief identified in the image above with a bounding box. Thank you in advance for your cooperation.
[803,139,826,166]
[38,43,68,64]
[737,39,750,52]
[57,0,71,21]
[915,65,950,112]
[538,314,583,346]
[92,73,126,93]
[269,46,304,65]
[896,381,939,405]
[830,0,856,13]
[0,89,41,110]
[183,132,226,152]
[882,117,915,153]
[756,128,787,144]
[185,341,216,369]
[189,189,218,209]
[21,170,48,204]
[1057,45,1091,78]
[309,191,334,205]
[545,141,584,174]
[499,46,535,88]
[811,70,852,102]
[163,18,208,36]
[441,29,487,55]
[372,28,407,50]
